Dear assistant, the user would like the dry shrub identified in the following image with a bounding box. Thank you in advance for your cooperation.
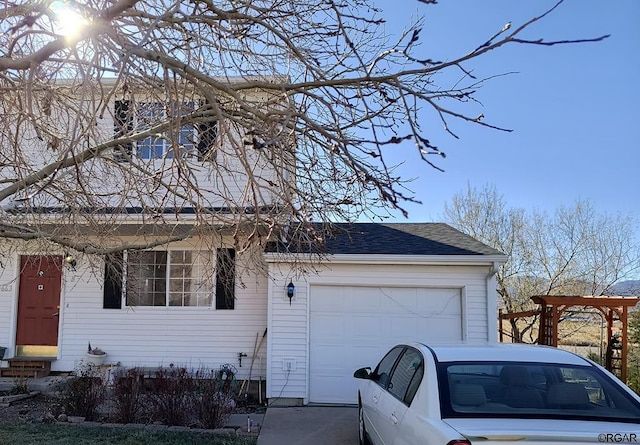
[111,367,146,423]
[59,363,106,421]
[145,364,239,428]
[147,366,194,426]
[190,365,238,429]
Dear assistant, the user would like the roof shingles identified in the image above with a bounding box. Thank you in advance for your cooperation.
[268,223,503,256]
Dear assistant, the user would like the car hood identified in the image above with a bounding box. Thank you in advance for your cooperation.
[444,418,639,444]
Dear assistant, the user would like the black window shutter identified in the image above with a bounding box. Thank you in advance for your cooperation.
[215,248,235,310]
[103,253,123,309]
[197,101,218,161]
[114,100,133,161]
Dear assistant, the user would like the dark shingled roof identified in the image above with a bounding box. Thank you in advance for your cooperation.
[267,223,504,256]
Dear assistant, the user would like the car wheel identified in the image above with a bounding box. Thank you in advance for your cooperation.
[359,401,371,445]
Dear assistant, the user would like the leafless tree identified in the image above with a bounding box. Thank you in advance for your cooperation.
[444,184,640,342]
[0,0,609,266]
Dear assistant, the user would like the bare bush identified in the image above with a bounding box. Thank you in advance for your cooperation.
[146,366,194,426]
[59,363,107,421]
[111,367,147,424]
[190,365,238,429]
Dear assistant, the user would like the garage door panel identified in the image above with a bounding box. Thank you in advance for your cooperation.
[310,314,345,338]
[351,286,380,302]
[309,285,463,404]
[428,288,461,298]
[418,320,461,339]
[388,316,419,339]
[379,288,417,311]
[310,374,351,404]
[350,345,381,368]
[310,344,344,369]
[311,289,345,308]
[419,298,460,313]
[352,315,382,336]
[381,287,417,298]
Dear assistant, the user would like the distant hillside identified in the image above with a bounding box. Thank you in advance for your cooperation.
[612,280,640,296]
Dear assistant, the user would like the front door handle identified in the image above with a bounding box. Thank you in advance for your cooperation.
[391,413,398,424]
[52,312,59,317]
[373,394,378,404]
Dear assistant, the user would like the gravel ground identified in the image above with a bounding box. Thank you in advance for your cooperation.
[0,391,263,425]
[0,393,64,423]
[0,373,264,426]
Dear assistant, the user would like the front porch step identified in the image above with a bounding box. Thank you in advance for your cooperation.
[0,358,52,378]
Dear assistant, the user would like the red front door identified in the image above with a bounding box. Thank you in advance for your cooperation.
[16,256,63,350]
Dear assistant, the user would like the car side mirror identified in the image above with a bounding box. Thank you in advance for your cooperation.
[353,367,372,379]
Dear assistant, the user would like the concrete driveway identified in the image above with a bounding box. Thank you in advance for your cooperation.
[257,406,358,445]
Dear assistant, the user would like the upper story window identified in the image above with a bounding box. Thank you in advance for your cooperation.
[137,102,196,159]
[114,100,218,162]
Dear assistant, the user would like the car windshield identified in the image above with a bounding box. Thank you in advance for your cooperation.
[438,361,640,423]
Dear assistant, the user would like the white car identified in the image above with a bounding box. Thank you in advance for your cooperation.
[354,342,640,445]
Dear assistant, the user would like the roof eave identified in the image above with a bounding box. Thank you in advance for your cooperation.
[263,253,507,266]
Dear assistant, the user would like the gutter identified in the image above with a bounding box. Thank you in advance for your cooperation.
[263,253,508,266]
[486,261,502,342]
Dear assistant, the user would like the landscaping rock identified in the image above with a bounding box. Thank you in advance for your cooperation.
[68,416,86,423]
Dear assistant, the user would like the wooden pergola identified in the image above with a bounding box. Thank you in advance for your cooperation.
[500,295,639,383]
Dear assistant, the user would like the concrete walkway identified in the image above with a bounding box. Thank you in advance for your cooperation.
[257,406,358,445]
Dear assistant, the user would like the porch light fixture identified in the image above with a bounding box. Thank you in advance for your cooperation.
[64,254,77,269]
[286,281,295,305]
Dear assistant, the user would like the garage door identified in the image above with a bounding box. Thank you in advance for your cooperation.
[309,285,463,404]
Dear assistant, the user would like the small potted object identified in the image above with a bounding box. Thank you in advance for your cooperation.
[85,342,107,365]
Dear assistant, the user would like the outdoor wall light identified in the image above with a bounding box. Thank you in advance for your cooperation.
[64,254,77,269]
[286,281,295,305]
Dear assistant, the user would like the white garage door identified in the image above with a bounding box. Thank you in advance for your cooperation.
[309,285,463,404]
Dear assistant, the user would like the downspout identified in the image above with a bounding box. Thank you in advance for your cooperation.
[486,262,500,343]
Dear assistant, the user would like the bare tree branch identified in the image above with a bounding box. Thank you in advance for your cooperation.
[445,184,640,342]
[0,0,610,265]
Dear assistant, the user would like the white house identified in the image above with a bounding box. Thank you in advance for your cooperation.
[0,80,505,405]
[0,222,504,405]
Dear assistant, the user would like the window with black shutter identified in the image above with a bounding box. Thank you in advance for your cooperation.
[114,100,133,161]
[103,253,123,309]
[197,119,218,161]
[123,250,212,307]
[197,100,218,161]
[215,248,235,310]
[114,99,216,161]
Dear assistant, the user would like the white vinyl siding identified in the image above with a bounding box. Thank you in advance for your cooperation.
[55,253,267,378]
[1,240,267,381]
[267,261,492,404]
[0,91,285,212]
[0,258,18,360]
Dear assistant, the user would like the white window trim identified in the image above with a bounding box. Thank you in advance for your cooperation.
[122,249,214,309]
